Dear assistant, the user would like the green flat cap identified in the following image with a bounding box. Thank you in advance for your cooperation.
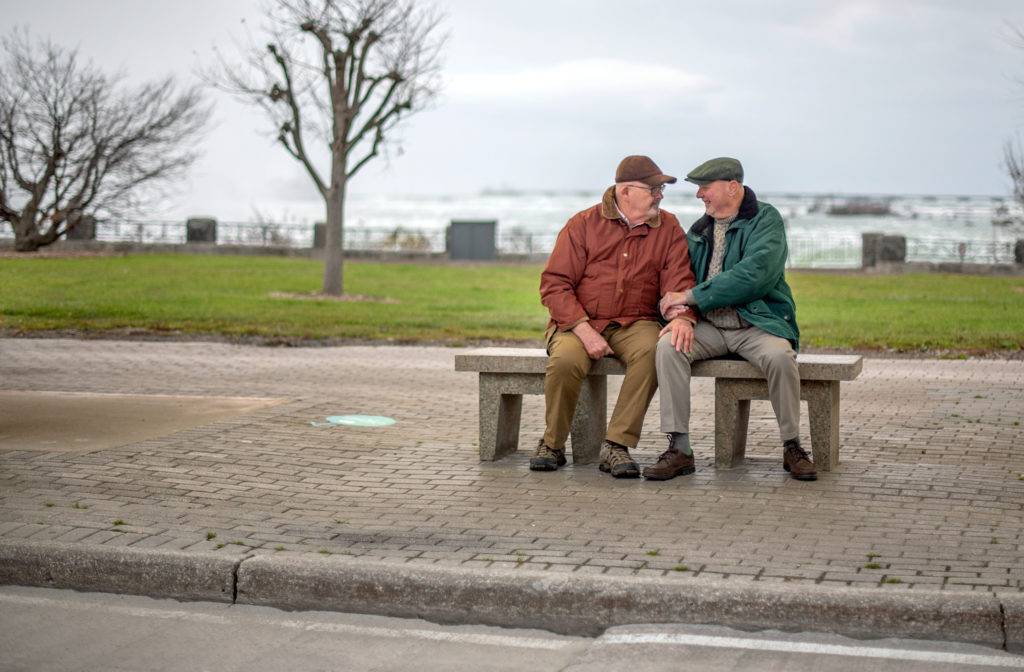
[684,157,744,185]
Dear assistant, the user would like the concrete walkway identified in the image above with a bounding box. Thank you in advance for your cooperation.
[1,339,1023,649]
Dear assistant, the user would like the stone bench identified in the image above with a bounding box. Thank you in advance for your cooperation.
[454,348,863,471]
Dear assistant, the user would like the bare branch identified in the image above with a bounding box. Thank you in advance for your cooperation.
[346,126,384,178]
[268,42,327,194]
[298,15,337,90]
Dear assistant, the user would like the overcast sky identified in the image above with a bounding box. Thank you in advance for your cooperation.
[3,0,1024,220]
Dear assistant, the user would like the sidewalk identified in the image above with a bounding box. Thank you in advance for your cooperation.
[1,339,1023,648]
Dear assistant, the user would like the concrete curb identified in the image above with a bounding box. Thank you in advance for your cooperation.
[1,539,1020,652]
[0,540,237,604]
[236,553,1005,647]
[1004,593,1024,654]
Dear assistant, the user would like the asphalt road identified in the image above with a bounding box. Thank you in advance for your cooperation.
[2,586,1023,672]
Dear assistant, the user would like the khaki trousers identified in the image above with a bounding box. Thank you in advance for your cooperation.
[543,320,660,450]
[656,321,800,442]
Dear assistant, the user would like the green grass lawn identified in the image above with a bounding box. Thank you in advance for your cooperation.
[791,272,1024,352]
[1,254,1022,353]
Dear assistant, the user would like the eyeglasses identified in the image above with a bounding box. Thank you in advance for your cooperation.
[628,183,666,195]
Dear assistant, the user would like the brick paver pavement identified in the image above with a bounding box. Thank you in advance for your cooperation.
[1,339,1022,593]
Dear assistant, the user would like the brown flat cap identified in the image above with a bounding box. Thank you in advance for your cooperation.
[615,155,677,187]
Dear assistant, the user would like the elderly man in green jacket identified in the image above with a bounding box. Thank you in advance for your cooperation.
[647,157,817,482]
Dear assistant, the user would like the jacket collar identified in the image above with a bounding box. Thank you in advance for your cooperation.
[600,186,661,228]
[691,186,759,237]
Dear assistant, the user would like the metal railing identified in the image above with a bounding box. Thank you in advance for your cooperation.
[3,219,1020,268]
[496,230,558,256]
[776,236,1018,268]
[905,238,1018,265]
[94,220,317,247]
[785,236,861,269]
[344,227,444,253]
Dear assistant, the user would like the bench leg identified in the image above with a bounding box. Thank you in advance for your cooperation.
[569,375,606,465]
[478,375,523,461]
[715,379,750,468]
[805,380,840,471]
[708,377,843,472]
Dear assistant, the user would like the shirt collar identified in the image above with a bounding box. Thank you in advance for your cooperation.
[614,200,644,228]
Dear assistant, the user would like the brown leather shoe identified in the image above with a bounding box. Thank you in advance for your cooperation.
[783,440,817,481]
[529,440,566,471]
[643,435,695,480]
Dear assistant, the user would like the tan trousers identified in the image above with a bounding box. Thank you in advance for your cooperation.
[656,321,800,442]
[543,320,660,450]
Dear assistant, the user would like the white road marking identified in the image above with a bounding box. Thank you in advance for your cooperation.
[287,621,575,649]
[599,632,1024,668]
[0,592,575,651]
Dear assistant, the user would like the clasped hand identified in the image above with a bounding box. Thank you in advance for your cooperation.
[658,317,694,354]
[571,321,614,360]
[659,289,692,317]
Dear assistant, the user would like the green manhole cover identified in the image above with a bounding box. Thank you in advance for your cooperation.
[312,415,396,427]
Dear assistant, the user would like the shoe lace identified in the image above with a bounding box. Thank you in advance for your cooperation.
[786,444,811,461]
[537,443,559,459]
[660,434,684,463]
[604,444,633,466]
[656,448,679,463]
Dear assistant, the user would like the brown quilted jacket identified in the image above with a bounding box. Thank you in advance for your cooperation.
[540,186,696,335]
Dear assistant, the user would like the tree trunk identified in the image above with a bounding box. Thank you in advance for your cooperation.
[12,217,55,252]
[13,238,40,252]
[321,177,347,296]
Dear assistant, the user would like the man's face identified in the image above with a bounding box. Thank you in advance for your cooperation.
[622,182,664,218]
[695,180,739,218]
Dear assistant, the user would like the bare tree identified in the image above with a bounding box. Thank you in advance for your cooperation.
[209,0,445,296]
[0,31,210,252]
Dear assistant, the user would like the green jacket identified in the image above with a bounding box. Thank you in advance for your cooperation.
[687,187,800,350]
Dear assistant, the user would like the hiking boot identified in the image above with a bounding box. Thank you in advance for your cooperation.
[783,439,817,481]
[529,440,566,471]
[598,440,640,478]
[643,435,695,481]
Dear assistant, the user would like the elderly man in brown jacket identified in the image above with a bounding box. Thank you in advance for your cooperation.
[533,155,697,477]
